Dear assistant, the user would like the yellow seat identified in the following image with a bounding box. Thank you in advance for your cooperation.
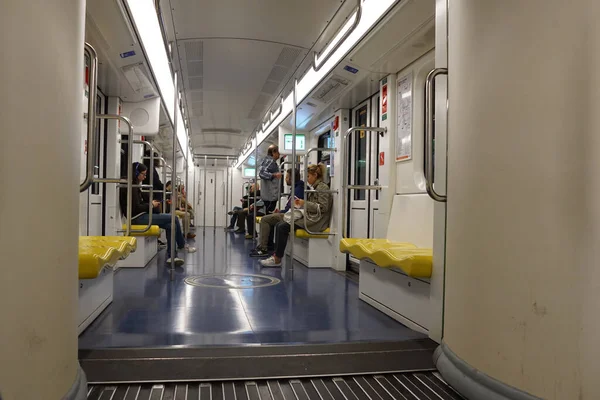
[79,236,137,279]
[121,224,161,237]
[295,227,331,239]
[339,238,432,278]
[255,216,263,223]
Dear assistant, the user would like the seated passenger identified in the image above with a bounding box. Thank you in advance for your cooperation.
[227,183,257,230]
[233,183,260,233]
[260,164,331,267]
[120,162,196,266]
[243,199,266,239]
[165,181,195,239]
[226,206,243,230]
[249,168,304,257]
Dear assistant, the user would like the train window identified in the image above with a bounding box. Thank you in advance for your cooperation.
[354,105,368,200]
[317,131,332,184]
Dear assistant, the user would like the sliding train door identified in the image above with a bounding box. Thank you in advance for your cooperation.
[347,94,380,269]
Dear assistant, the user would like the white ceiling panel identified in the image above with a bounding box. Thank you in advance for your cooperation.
[170,0,342,48]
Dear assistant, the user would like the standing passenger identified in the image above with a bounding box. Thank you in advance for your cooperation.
[120,163,196,266]
[258,144,281,214]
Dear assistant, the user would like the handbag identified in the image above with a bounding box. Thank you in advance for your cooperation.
[283,208,304,224]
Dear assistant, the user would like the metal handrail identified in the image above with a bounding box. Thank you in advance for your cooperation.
[80,43,99,192]
[424,68,448,202]
[341,126,387,238]
[301,147,338,236]
[95,114,139,236]
[213,158,217,229]
[169,72,179,278]
[120,139,157,234]
[203,155,207,235]
[312,0,362,72]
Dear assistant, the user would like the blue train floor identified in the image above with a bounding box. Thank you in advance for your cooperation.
[78,229,425,348]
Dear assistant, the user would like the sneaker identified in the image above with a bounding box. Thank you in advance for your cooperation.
[185,245,197,253]
[234,229,245,234]
[166,257,184,266]
[227,211,234,215]
[249,247,270,258]
[245,234,254,240]
[260,256,281,267]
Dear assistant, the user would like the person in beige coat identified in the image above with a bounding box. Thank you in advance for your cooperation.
[260,164,332,267]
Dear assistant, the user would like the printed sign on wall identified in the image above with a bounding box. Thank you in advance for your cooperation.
[381,77,388,121]
[396,72,413,161]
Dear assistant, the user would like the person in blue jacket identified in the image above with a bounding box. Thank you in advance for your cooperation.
[249,168,304,257]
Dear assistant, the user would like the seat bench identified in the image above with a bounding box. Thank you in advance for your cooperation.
[339,238,433,334]
[116,224,160,268]
[339,238,432,278]
[78,236,137,335]
[285,228,332,268]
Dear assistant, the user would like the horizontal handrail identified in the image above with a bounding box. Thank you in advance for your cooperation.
[313,0,362,72]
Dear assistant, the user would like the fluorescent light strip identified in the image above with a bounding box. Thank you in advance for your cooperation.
[235,0,396,168]
[126,0,190,161]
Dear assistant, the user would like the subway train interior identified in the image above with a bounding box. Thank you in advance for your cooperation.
[2,0,599,399]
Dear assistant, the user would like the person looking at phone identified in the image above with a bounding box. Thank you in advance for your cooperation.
[120,162,196,267]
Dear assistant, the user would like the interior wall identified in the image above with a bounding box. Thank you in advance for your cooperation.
[443,1,600,399]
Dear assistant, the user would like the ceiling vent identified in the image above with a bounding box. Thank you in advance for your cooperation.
[311,75,350,104]
[121,62,157,98]
[184,41,203,61]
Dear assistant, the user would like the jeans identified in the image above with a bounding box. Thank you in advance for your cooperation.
[134,213,185,257]
[228,206,242,228]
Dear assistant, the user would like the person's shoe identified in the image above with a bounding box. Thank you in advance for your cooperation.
[245,234,254,240]
[187,233,196,239]
[234,229,245,234]
[260,256,281,267]
[249,247,270,258]
[185,245,197,253]
[158,239,167,245]
[227,211,234,215]
[166,257,184,266]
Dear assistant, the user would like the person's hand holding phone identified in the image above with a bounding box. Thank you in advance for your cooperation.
[152,200,161,208]
[294,197,304,208]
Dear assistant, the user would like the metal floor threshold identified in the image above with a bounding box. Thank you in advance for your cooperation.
[80,340,437,383]
[87,372,464,400]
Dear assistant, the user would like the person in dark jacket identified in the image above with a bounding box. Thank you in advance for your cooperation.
[142,149,164,202]
[250,168,304,257]
[119,162,195,266]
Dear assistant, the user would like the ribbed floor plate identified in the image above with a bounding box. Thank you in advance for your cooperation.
[87,372,464,400]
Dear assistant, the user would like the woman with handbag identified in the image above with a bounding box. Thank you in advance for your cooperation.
[260,164,332,267]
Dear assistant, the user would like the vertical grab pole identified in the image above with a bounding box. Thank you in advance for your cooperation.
[81,43,98,192]
[213,158,217,229]
[290,78,298,280]
[203,155,207,236]
[185,153,190,237]
[124,117,133,237]
[253,135,258,242]
[225,156,229,230]
[170,73,179,279]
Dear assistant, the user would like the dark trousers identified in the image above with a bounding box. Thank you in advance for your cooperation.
[245,211,265,235]
[228,206,242,228]
[264,200,277,214]
[274,221,297,258]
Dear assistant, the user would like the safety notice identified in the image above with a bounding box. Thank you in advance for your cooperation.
[396,72,413,161]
